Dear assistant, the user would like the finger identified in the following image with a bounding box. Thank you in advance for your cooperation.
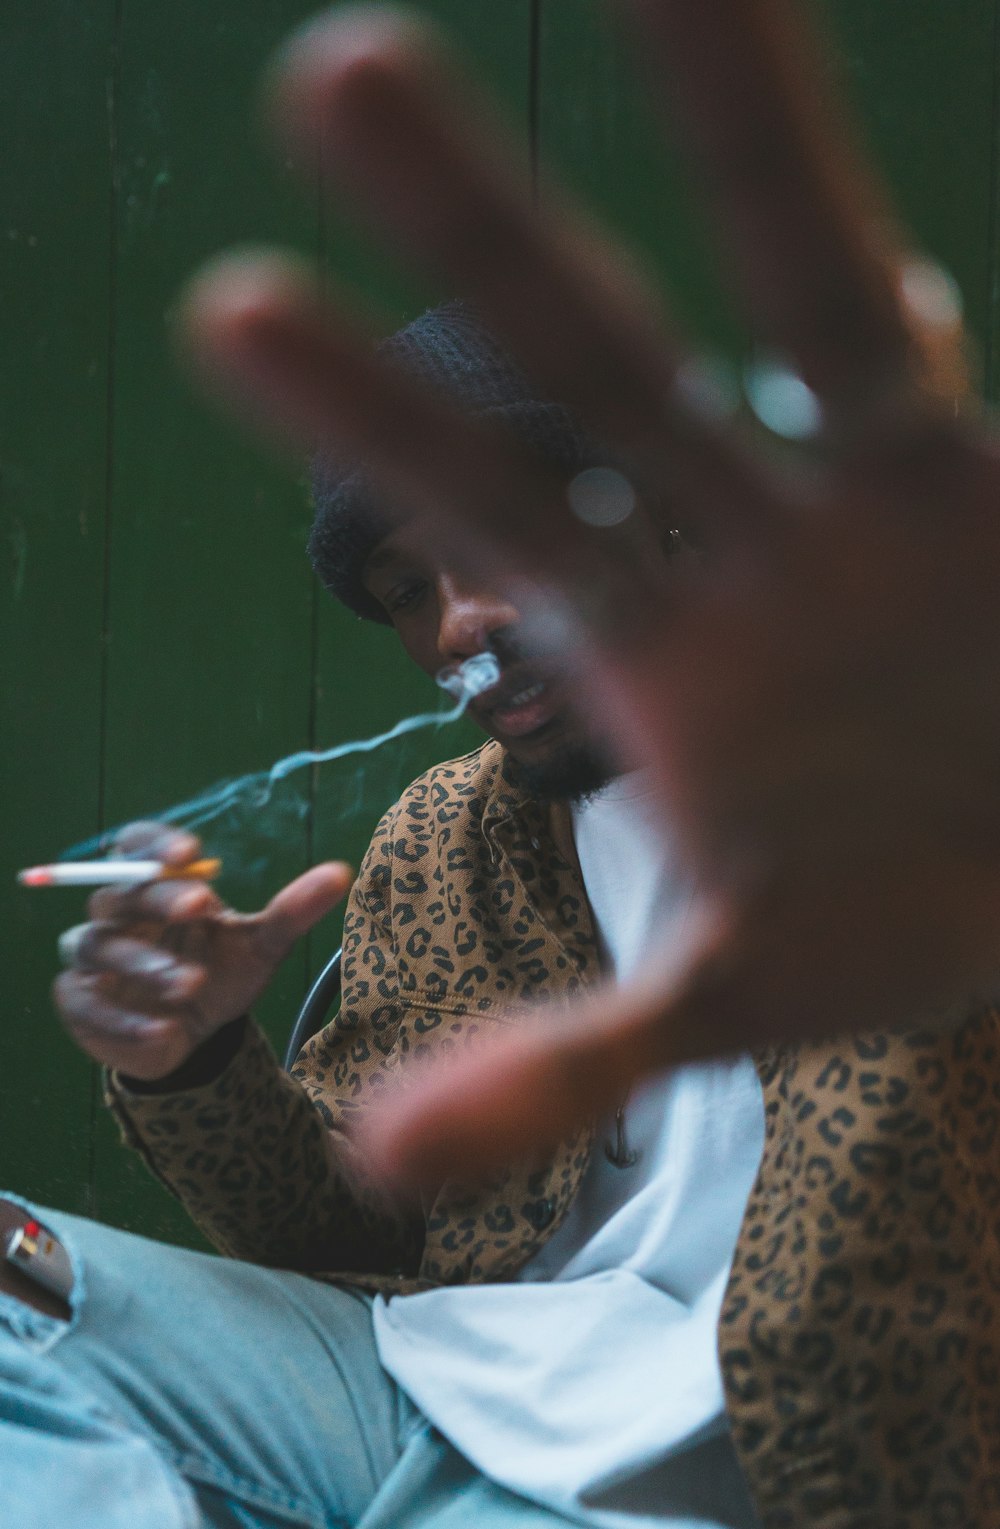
[57,923,90,968]
[182,253,681,624]
[63,927,203,1001]
[272,8,674,449]
[113,821,202,865]
[182,252,769,683]
[355,902,731,1188]
[358,818,1000,1190]
[620,0,916,415]
[52,971,190,1077]
[88,877,221,926]
[251,861,355,964]
[355,974,683,1190]
[268,5,779,541]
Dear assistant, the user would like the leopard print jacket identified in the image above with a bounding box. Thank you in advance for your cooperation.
[108,740,1000,1528]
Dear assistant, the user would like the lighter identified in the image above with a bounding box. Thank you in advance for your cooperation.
[3,1218,74,1303]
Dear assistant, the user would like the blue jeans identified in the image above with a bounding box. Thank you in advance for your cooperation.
[0,1196,755,1529]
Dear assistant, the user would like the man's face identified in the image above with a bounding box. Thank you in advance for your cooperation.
[361,507,671,802]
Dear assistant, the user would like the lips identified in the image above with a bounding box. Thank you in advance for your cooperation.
[477,668,558,739]
[502,680,545,708]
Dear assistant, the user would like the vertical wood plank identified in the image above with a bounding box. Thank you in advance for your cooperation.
[9,1,997,1248]
[989,0,1000,398]
[91,0,327,1241]
[830,0,996,375]
[537,1,996,366]
[0,0,116,1212]
[536,1,745,353]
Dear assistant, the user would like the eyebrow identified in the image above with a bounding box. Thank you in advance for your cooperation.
[362,544,404,576]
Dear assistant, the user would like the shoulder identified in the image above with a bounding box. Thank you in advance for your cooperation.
[354,740,511,896]
[350,739,510,929]
[376,738,509,840]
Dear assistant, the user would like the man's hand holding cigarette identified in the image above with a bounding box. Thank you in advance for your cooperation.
[52,823,350,1081]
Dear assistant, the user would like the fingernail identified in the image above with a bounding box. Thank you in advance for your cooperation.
[57,927,87,967]
[134,952,178,979]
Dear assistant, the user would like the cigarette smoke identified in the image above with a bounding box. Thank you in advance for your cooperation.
[60,654,500,868]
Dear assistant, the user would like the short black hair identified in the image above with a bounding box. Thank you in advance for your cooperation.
[308,301,598,623]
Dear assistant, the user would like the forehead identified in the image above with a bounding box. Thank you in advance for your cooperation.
[362,491,664,590]
[362,526,430,579]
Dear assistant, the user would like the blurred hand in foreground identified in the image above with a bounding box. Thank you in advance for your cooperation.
[178,0,1000,1183]
[53,822,350,1080]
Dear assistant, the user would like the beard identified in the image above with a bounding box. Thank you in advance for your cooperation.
[508,737,617,804]
[481,625,619,802]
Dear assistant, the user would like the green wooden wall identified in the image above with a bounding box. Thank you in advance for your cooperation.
[2,0,998,1247]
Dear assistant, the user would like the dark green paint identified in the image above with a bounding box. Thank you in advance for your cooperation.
[1,2,116,1214]
[4,1,998,1245]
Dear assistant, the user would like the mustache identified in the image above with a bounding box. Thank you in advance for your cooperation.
[485,626,531,670]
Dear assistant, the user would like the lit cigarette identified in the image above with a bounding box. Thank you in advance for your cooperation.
[17,858,221,888]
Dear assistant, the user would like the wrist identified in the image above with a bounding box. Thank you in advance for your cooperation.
[118,1015,249,1094]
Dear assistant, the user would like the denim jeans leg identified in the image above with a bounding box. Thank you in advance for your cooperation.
[0,1195,407,1529]
[0,1299,200,1528]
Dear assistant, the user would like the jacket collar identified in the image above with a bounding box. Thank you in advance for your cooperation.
[479,740,577,867]
[476,741,599,985]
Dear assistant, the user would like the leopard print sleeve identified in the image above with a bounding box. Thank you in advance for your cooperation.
[104,811,424,1278]
[290,803,405,1125]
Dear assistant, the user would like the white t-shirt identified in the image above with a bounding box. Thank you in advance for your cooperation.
[373,776,765,1528]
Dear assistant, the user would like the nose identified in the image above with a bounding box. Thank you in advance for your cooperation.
[435,570,520,662]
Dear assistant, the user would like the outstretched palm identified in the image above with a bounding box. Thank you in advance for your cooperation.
[180,0,1000,1180]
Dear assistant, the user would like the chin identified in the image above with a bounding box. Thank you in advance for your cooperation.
[506,738,617,804]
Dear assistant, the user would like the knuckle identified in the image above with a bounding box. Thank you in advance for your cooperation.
[68,922,124,973]
[137,882,194,921]
[84,1011,154,1042]
[53,973,108,1030]
[90,879,186,924]
[158,883,201,917]
[51,970,78,1012]
[165,884,219,921]
[78,923,115,968]
[161,829,202,865]
[167,962,205,999]
[113,819,169,853]
[88,887,128,920]
[57,923,90,968]
[115,821,200,866]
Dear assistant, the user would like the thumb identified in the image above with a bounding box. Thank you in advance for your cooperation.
[255,860,354,959]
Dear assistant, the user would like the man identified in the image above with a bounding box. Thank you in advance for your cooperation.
[184,0,1000,1208]
[9,0,1000,1522]
[3,303,764,1529]
[5,302,999,1529]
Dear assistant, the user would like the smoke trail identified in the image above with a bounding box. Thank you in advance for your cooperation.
[61,653,500,863]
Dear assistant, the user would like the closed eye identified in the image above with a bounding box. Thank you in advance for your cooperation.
[383,577,429,616]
